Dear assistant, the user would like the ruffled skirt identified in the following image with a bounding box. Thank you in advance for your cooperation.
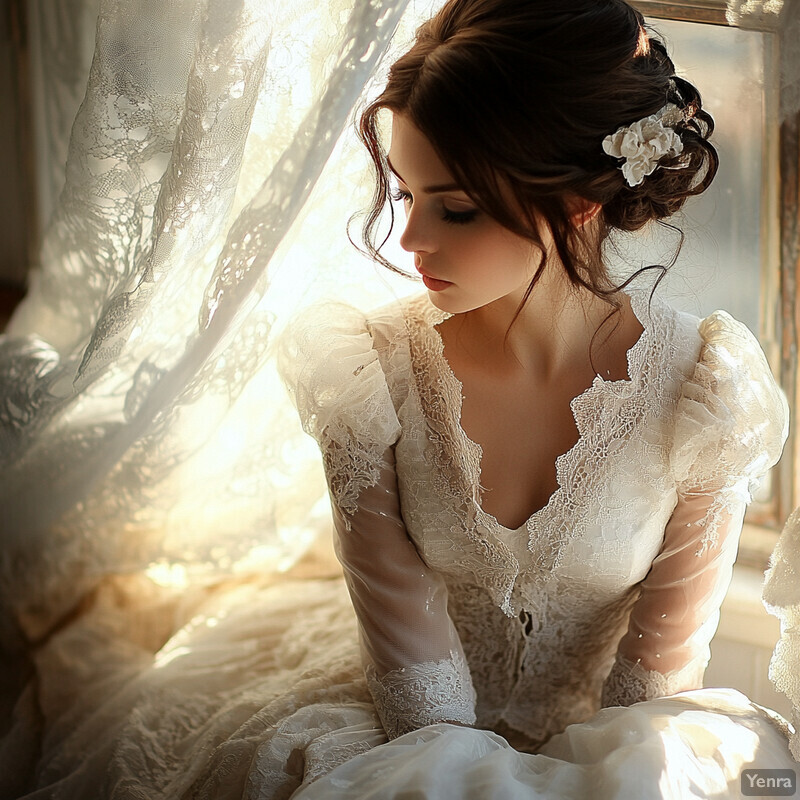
[297,691,795,800]
[3,572,795,800]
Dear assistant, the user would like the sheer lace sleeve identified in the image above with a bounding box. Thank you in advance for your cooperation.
[601,494,746,706]
[602,311,788,707]
[278,305,476,739]
[332,455,477,739]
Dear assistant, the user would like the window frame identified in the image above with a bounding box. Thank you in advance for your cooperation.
[633,0,732,26]
[632,0,799,563]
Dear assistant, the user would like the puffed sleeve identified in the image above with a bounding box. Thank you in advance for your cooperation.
[602,311,789,707]
[278,304,476,738]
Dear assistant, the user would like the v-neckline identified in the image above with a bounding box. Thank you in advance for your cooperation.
[418,290,652,533]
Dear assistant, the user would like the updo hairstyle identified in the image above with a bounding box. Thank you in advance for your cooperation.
[356,0,718,305]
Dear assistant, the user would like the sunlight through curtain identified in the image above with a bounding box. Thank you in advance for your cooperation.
[0,0,439,651]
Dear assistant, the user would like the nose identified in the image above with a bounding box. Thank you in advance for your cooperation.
[398,204,436,255]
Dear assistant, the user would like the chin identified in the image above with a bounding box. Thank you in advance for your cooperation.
[426,291,469,315]
[427,289,494,317]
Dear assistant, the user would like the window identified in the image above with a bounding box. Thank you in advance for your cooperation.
[630,0,798,564]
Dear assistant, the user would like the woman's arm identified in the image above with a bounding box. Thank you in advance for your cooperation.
[278,303,475,738]
[602,489,744,706]
[331,446,476,738]
[603,310,789,707]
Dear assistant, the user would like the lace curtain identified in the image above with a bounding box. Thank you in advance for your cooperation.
[0,0,443,652]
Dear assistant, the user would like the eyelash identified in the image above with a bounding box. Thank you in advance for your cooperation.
[390,189,478,226]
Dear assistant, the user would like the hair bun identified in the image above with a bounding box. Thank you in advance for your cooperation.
[602,59,718,232]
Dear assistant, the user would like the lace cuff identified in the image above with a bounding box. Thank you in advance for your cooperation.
[601,654,703,707]
[365,651,477,739]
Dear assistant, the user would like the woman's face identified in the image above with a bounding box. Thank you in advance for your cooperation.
[387,113,544,315]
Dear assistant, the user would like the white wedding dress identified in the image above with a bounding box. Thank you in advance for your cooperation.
[4,288,796,800]
[279,287,796,798]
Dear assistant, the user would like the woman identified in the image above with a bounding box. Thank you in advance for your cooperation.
[278,0,795,795]
[5,1,794,798]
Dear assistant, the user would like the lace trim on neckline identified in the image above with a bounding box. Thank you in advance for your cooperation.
[408,289,656,534]
[400,288,672,614]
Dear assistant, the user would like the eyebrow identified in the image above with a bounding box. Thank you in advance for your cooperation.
[386,156,464,195]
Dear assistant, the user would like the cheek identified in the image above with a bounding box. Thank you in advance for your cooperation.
[479,236,536,277]
[461,227,510,259]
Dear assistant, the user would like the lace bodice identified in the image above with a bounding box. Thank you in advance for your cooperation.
[279,290,788,749]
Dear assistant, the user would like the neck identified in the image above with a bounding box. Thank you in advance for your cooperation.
[449,267,617,379]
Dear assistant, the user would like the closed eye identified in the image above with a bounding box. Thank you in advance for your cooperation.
[392,187,479,225]
[442,207,479,225]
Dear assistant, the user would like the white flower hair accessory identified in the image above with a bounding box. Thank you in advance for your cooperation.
[602,103,685,187]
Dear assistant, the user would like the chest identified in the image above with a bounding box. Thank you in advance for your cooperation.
[458,368,594,530]
[380,293,694,607]
[395,369,677,599]
[397,340,678,579]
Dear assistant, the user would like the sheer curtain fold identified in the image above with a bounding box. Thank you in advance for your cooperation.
[0,0,416,647]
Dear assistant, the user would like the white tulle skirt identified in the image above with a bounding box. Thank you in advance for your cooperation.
[296,691,795,800]
[3,570,796,800]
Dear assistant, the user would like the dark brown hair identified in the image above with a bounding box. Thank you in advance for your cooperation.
[355,0,718,310]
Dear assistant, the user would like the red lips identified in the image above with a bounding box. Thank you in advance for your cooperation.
[421,274,452,291]
[415,262,452,291]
